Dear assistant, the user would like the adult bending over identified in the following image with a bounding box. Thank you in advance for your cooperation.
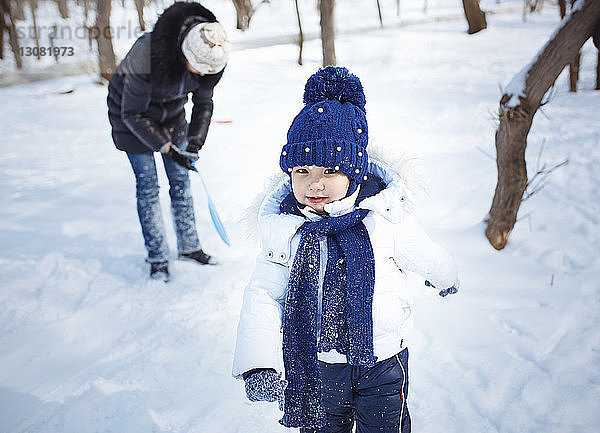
[107,2,231,281]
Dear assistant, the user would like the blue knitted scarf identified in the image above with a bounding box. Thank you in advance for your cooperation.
[280,207,377,429]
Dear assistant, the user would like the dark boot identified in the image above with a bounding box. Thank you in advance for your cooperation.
[150,261,170,282]
[179,249,217,265]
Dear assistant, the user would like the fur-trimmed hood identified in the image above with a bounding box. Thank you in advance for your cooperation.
[242,146,426,240]
[150,2,218,86]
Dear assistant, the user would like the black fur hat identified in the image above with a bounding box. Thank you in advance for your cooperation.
[151,2,217,86]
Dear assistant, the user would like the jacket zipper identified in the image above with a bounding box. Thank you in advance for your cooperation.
[395,353,407,424]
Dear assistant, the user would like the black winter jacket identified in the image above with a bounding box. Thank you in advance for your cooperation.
[107,2,224,153]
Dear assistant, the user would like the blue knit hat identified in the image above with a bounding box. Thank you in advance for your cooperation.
[280,67,369,195]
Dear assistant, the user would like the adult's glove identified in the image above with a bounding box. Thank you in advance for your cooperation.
[425,280,458,297]
[243,368,287,411]
[161,143,198,171]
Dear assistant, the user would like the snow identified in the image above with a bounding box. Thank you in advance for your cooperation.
[1,3,600,433]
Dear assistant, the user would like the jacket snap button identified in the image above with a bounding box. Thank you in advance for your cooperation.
[267,251,274,258]
[280,253,286,260]
[400,196,406,202]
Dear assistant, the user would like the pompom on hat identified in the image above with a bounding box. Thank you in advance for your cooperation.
[181,22,231,75]
[280,67,369,195]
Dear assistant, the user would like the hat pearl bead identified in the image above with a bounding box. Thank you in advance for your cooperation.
[317,107,324,113]
[288,168,293,172]
[358,152,362,157]
[336,146,342,152]
[357,128,362,134]
[334,166,340,171]
[363,175,368,181]
[355,169,360,174]
[305,147,311,152]
[282,151,287,156]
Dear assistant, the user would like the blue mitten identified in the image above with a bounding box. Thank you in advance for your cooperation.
[425,280,458,297]
[243,368,287,411]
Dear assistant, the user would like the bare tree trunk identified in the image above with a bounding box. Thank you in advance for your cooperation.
[462,0,487,34]
[569,52,580,92]
[486,0,600,250]
[524,0,544,14]
[295,0,303,65]
[29,0,41,60]
[134,0,145,31]
[232,0,254,31]
[1,0,22,68]
[595,20,600,90]
[320,0,336,66]
[596,51,600,90]
[558,0,566,18]
[376,0,383,27]
[568,0,580,92]
[0,7,4,59]
[13,0,25,20]
[95,0,116,81]
[54,0,69,18]
[49,23,59,62]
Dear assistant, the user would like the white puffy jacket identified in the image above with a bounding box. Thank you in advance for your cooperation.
[232,158,458,378]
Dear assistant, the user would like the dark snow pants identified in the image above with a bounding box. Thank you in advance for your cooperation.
[302,349,411,433]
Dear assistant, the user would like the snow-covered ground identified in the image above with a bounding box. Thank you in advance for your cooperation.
[1,3,599,433]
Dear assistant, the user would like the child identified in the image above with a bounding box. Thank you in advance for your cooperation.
[232,67,458,433]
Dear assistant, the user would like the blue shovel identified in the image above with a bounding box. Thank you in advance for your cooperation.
[191,164,231,246]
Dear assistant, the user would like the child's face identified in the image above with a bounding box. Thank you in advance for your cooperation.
[291,165,350,212]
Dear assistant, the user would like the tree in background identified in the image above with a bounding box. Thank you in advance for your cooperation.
[595,20,600,90]
[559,0,582,92]
[55,0,69,18]
[294,0,303,65]
[320,0,335,66]
[1,0,117,79]
[94,0,115,81]
[0,0,23,68]
[232,0,254,30]
[232,0,271,31]
[133,0,145,31]
[486,0,600,250]
[462,0,486,34]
